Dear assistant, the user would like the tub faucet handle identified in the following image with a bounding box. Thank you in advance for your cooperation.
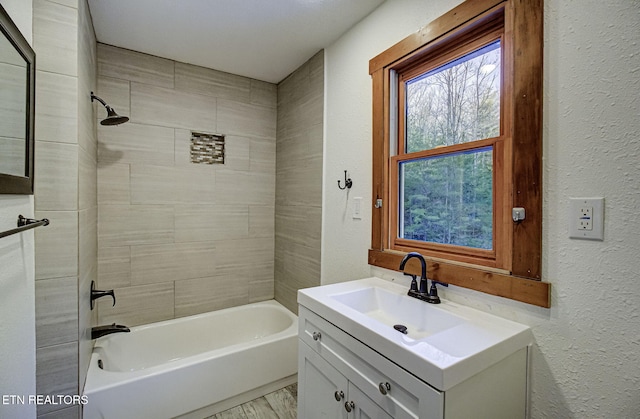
[90,280,116,310]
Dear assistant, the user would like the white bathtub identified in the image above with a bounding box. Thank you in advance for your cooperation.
[83,300,298,419]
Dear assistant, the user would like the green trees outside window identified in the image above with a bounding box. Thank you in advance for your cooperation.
[400,40,500,250]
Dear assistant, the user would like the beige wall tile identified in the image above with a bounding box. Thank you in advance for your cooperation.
[250,79,277,108]
[250,139,276,174]
[214,237,274,279]
[96,282,174,327]
[34,141,78,211]
[33,0,78,76]
[97,246,131,289]
[131,241,216,285]
[97,163,130,205]
[130,164,216,204]
[249,205,275,238]
[216,169,274,206]
[95,45,279,325]
[35,210,78,280]
[79,147,97,211]
[78,263,94,396]
[98,205,174,247]
[97,76,130,117]
[131,82,217,132]
[78,2,97,161]
[38,405,80,419]
[175,204,249,242]
[35,71,78,144]
[175,276,249,318]
[275,163,322,208]
[98,43,174,88]
[36,342,78,415]
[274,242,321,314]
[274,52,323,312]
[98,122,175,165]
[47,0,78,8]
[79,207,97,285]
[175,62,251,102]
[35,277,78,347]
[249,268,275,303]
[217,99,276,140]
[78,89,97,166]
[224,135,251,171]
[275,205,321,248]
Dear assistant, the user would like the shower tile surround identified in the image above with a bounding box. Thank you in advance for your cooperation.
[275,52,324,313]
[33,0,97,417]
[96,44,278,325]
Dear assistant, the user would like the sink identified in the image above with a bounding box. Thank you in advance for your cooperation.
[298,277,532,390]
[330,286,465,340]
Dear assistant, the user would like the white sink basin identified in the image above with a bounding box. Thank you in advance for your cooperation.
[298,277,532,390]
[330,286,466,341]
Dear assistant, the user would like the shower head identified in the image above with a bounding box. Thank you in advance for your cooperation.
[91,92,129,126]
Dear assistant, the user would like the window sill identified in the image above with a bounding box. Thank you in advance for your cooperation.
[368,249,551,308]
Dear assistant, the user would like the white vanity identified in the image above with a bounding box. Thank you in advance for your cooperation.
[297,277,532,419]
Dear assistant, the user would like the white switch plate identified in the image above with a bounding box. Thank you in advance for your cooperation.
[352,197,362,219]
[569,197,604,240]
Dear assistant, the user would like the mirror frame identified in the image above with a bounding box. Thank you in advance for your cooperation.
[0,4,35,195]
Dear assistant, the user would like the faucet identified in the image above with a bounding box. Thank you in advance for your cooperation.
[90,280,116,310]
[399,252,446,304]
[91,323,130,339]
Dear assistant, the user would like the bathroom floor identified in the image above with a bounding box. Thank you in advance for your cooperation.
[207,383,297,419]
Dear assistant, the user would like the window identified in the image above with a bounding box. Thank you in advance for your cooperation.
[369,0,550,307]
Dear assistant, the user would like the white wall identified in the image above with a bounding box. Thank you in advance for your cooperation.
[324,0,640,417]
[0,4,36,419]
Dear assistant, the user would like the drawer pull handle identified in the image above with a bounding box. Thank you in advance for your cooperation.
[344,401,355,412]
[379,382,391,395]
[334,390,344,402]
[312,331,322,341]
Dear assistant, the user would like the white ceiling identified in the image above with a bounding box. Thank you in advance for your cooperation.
[87,0,385,84]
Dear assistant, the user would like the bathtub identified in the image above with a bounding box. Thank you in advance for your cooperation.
[83,300,298,419]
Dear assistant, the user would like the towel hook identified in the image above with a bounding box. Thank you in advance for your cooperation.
[338,170,353,190]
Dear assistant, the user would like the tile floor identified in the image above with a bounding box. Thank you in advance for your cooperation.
[207,384,297,419]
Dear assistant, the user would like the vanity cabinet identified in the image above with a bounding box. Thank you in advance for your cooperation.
[297,305,528,419]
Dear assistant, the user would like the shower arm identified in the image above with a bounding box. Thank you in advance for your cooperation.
[90,92,108,107]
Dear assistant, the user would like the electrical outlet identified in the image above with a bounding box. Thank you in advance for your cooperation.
[578,206,593,230]
[569,198,604,240]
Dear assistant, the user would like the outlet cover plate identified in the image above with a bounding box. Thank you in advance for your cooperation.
[569,197,604,240]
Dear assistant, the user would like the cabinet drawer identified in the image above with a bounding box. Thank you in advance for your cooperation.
[299,306,443,419]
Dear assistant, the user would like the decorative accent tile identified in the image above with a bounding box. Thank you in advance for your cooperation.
[190,132,225,164]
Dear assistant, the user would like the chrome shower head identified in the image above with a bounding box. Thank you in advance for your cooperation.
[91,92,129,126]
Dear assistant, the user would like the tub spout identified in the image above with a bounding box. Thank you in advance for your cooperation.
[91,323,130,339]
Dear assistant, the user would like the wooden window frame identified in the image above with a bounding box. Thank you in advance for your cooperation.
[369,0,550,308]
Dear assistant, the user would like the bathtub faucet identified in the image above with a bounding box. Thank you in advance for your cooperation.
[91,323,130,339]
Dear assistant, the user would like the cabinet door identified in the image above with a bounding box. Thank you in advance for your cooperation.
[346,383,393,419]
[298,341,348,419]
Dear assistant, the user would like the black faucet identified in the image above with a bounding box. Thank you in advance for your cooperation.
[399,252,446,304]
[90,280,116,310]
[91,323,130,339]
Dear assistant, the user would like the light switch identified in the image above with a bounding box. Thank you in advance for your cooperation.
[353,197,362,219]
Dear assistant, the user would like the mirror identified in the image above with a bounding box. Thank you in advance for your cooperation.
[0,4,35,194]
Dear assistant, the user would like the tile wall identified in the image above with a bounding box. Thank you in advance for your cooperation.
[95,45,278,325]
[274,51,324,313]
[32,0,97,417]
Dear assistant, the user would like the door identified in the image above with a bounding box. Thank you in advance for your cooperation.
[346,383,393,419]
[298,341,348,419]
